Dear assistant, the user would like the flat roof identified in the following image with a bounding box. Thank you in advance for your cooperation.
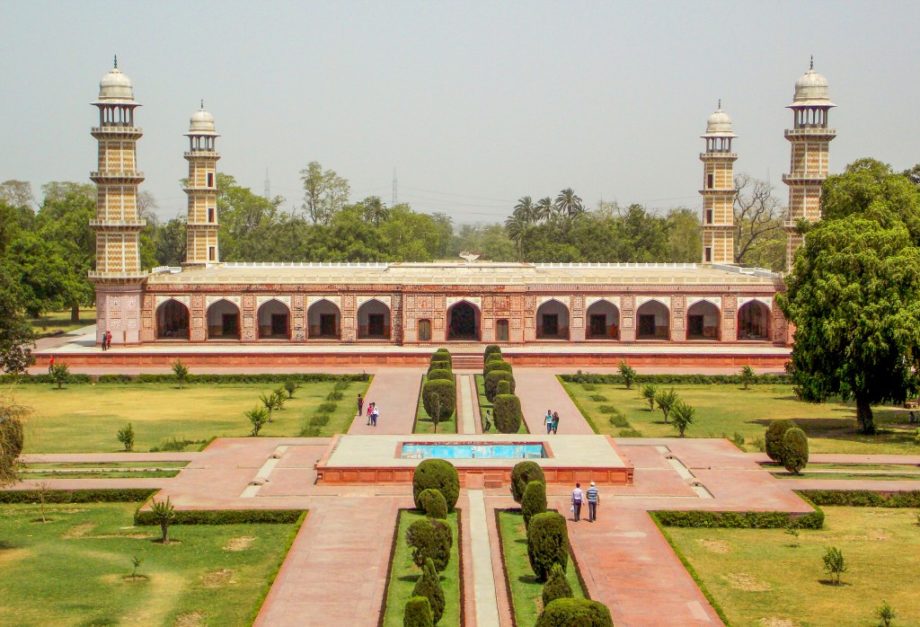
[146,261,781,288]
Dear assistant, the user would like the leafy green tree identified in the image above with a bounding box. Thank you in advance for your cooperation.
[511,460,545,503]
[172,360,189,388]
[780,217,920,434]
[641,384,657,410]
[217,173,285,261]
[0,270,34,374]
[740,365,755,390]
[49,363,70,389]
[154,217,187,266]
[522,480,547,528]
[618,361,636,389]
[822,546,847,585]
[150,497,177,543]
[670,401,695,437]
[654,388,679,423]
[781,427,809,474]
[541,563,574,608]
[246,407,269,436]
[406,518,452,571]
[554,188,584,220]
[666,207,701,262]
[357,195,389,227]
[300,161,350,224]
[117,423,135,451]
[0,400,27,487]
[412,558,445,624]
[403,597,434,627]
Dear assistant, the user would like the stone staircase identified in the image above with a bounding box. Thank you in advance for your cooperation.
[451,353,484,370]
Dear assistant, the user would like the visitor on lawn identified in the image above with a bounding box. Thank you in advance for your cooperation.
[545,409,554,434]
[586,481,599,522]
[571,482,584,521]
[552,411,560,434]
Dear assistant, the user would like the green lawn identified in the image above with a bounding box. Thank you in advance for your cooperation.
[28,308,97,337]
[0,502,300,626]
[562,381,919,454]
[415,374,457,434]
[497,510,585,626]
[382,510,461,627]
[770,471,920,481]
[19,461,186,479]
[9,379,370,453]
[662,506,920,626]
[475,374,528,434]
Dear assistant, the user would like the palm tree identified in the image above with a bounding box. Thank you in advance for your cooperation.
[361,196,389,226]
[513,196,537,225]
[535,197,553,223]
[504,213,528,260]
[554,188,584,219]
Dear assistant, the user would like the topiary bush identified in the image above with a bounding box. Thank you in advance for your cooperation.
[422,378,456,421]
[406,518,452,571]
[412,557,445,624]
[418,488,448,519]
[536,598,614,627]
[484,358,512,376]
[428,360,451,374]
[484,370,515,402]
[511,461,546,503]
[427,369,453,382]
[541,563,574,608]
[484,344,502,360]
[782,427,809,474]
[493,394,522,433]
[497,380,511,395]
[527,511,569,581]
[765,419,796,462]
[413,459,460,512]
[404,597,434,627]
[522,480,547,528]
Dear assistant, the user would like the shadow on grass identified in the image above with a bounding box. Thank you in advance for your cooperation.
[817,579,851,587]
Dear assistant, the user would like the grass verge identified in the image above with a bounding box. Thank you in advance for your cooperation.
[381,509,462,627]
[414,374,458,434]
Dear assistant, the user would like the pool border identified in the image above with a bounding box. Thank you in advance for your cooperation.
[394,440,556,460]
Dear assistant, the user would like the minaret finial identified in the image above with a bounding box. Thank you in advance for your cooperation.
[809,55,814,70]
[717,98,722,110]
[200,98,204,110]
[114,54,118,69]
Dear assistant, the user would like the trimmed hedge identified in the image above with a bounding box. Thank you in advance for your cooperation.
[428,360,452,374]
[405,518,452,572]
[493,394,522,433]
[497,380,511,395]
[135,507,304,525]
[413,459,460,512]
[484,370,515,402]
[765,419,796,462]
[782,427,809,473]
[404,597,434,627]
[418,488,448,519]
[652,507,824,529]
[422,378,456,421]
[484,358,512,376]
[511,460,546,503]
[0,373,370,385]
[799,489,920,508]
[0,488,155,504]
[560,372,791,385]
[541,563,574,608]
[427,368,453,382]
[484,345,502,360]
[527,511,569,582]
[536,598,613,627]
[522,480,547,528]
[412,557,445,624]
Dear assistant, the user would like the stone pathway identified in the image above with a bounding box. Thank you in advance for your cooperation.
[513,368,595,434]
[348,368,425,435]
[458,374,477,434]
[467,490,501,627]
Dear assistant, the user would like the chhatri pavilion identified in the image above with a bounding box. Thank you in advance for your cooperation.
[87,60,836,350]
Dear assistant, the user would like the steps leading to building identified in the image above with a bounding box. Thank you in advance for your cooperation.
[451,353,484,370]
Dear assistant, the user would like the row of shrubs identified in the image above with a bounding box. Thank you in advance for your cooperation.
[765,419,810,473]
[421,349,456,431]
[509,461,614,626]
[563,370,791,386]
[0,488,156,504]
[3,372,369,385]
[483,345,523,433]
[652,507,825,529]
[135,507,305,526]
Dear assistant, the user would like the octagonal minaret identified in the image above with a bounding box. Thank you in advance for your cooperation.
[699,101,737,264]
[184,102,220,265]
[783,58,835,270]
[89,57,147,345]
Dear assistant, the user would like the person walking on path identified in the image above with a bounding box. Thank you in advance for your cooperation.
[48,355,55,374]
[357,393,364,418]
[371,403,379,427]
[544,410,554,434]
[586,481,599,522]
[552,411,560,434]
[366,402,375,426]
[571,482,584,522]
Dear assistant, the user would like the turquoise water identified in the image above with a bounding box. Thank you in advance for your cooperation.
[401,443,546,460]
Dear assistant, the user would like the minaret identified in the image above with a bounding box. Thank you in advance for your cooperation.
[699,101,737,264]
[184,102,220,265]
[89,57,147,345]
[783,58,835,270]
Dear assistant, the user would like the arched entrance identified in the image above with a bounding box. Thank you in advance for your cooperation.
[447,301,479,341]
[536,300,570,340]
[307,299,341,339]
[737,300,771,340]
[586,300,620,340]
[687,300,721,340]
[206,299,240,340]
[636,300,670,340]
[156,299,189,340]
[357,299,391,339]
[257,299,290,340]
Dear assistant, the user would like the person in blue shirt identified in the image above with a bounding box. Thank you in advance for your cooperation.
[586,481,600,522]
[544,410,554,434]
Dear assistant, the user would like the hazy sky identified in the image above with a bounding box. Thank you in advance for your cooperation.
[2,1,918,224]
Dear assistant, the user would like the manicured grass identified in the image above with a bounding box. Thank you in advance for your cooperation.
[382,510,461,627]
[562,380,919,454]
[497,510,585,626]
[662,506,920,626]
[29,307,97,337]
[475,374,528,434]
[25,461,190,469]
[20,467,182,480]
[0,502,300,625]
[9,379,370,453]
[770,471,920,481]
[415,374,458,434]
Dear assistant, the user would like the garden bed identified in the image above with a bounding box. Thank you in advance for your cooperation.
[414,374,458,434]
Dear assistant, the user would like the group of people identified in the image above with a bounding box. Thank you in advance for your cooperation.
[571,481,600,522]
[99,329,113,351]
[357,393,380,427]
[543,409,561,434]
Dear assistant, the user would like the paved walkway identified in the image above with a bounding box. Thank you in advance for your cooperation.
[514,368,594,434]
[458,374,477,434]
[348,368,424,435]
[467,490,500,627]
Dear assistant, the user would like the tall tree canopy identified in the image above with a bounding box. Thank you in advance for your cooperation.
[780,159,920,434]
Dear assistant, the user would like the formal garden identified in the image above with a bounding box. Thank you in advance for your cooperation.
[1,369,370,453]
[476,345,527,434]
[415,349,458,434]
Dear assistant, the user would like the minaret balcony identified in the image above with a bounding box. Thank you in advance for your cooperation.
[88,270,150,282]
[91,126,143,139]
[89,219,147,229]
[784,128,836,139]
[698,188,736,195]
[90,171,145,183]
[186,221,220,227]
[698,152,737,160]
[183,151,220,159]
[184,185,218,193]
[782,173,827,185]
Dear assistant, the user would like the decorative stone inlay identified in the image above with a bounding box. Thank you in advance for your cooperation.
[446,296,481,309]
[686,296,721,309]
[306,295,342,309]
[256,294,292,308]
[205,294,241,308]
[636,295,671,308]
[737,296,772,311]
[535,295,570,309]
[356,295,391,309]
[155,294,192,307]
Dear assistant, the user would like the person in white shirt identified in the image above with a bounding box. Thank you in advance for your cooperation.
[571,482,584,521]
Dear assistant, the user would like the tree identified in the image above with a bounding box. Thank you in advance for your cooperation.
[654,388,679,423]
[493,394,522,433]
[511,460,545,503]
[300,161,350,224]
[357,196,389,227]
[406,518,452,571]
[740,365,755,390]
[150,497,177,543]
[404,597,434,627]
[412,558,445,624]
[541,563,574,608]
[527,511,569,582]
[641,384,657,410]
[49,363,70,389]
[259,392,275,422]
[670,401,695,437]
[0,270,34,374]
[172,360,189,388]
[153,217,187,266]
[554,188,584,220]
[733,174,784,268]
[666,208,701,262]
[780,217,920,434]
[0,180,35,212]
[522,480,547,528]
[822,546,847,585]
[877,600,895,627]
[246,407,269,436]
[0,400,27,487]
[618,361,636,389]
[117,423,135,451]
[536,599,613,627]
[765,419,796,462]
[781,427,809,474]
[534,197,553,223]
[413,459,460,512]
[418,488,448,519]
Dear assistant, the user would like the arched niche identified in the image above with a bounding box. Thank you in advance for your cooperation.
[258,299,291,340]
[447,301,480,341]
[357,299,391,340]
[687,300,721,340]
[585,300,620,340]
[156,299,189,340]
[307,299,341,339]
[536,299,570,340]
[206,299,240,340]
[737,300,771,341]
[636,300,670,340]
